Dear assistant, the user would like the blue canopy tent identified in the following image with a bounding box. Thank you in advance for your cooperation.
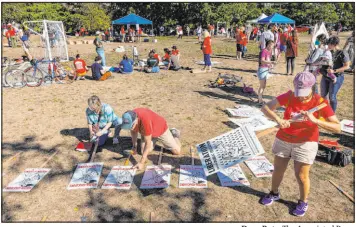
[112,14,153,35]
[257,13,295,25]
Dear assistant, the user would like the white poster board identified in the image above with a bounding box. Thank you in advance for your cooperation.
[140,165,171,189]
[179,165,208,188]
[245,156,274,178]
[217,165,250,187]
[67,163,103,190]
[102,166,136,190]
[3,168,51,192]
[229,116,277,132]
[196,126,265,176]
[340,119,354,134]
[226,106,264,118]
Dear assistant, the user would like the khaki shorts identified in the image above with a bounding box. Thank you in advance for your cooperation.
[141,128,179,151]
[272,138,318,165]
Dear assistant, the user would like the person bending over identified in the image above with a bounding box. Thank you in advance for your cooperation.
[121,108,181,170]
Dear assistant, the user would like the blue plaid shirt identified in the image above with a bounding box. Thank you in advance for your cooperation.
[86,103,121,129]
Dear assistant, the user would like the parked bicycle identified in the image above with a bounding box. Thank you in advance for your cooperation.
[23,58,74,87]
[2,57,30,88]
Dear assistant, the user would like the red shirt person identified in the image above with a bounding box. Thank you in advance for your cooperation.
[260,71,340,216]
[121,108,182,170]
[73,54,88,79]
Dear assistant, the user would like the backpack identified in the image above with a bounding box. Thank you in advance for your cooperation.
[327,148,353,167]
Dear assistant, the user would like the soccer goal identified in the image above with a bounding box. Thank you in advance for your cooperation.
[23,20,69,62]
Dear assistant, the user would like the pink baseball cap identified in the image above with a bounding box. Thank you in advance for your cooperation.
[293,71,316,97]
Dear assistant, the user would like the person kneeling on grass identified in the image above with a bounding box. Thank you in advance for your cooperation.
[144,52,160,73]
[91,55,112,81]
[86,95,123,146]
[260,71,341,217]
[121,108,181,170]
[166,52,181,71]
[162,48,170,66]
[74,54,88,80]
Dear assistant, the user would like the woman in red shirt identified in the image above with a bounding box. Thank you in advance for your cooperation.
[120,26,125,43]
[260,72,340,217]
[286,30,298,76]
[240,30,248,58]
[202,30,212,72]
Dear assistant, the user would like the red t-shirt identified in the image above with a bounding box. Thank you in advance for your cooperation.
[253,27,258,35]
[240,33,247,46]
[74,59,87,73]
[153,53,160,62]
[235,31,242,44]
[133,108,168,138]
[276,90,334,143]
[138,27,142,35]
[5,31,10,38]
[172,49,179,55]
[163,53,170,61]
[121,28,125,34]
[9,29,15,37]
[280,33,288,46]
[203,37,212,54]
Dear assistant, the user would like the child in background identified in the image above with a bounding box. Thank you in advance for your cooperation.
[162,48,171,66]
[74,54,88,80]
[172,45,180,60]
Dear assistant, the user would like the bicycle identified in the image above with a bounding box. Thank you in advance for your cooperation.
[23,58,74,87]
[2,57,30,88]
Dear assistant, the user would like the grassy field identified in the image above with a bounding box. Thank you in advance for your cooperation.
[1,31,354,222]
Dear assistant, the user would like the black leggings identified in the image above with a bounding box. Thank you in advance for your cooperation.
[286,57,295,74]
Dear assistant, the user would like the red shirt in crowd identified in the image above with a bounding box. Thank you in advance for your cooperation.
[172,49,179,55]
[202,36,212,54]
[121,27,125,34]
[253,27,258,35]
[276,90,334,143]
[74,59,87,74]
[8,28,15,37]
[280,32,288,46]
[132,108,168,138]
[163,53,170,61]
[235,31,242,44]
[153,53,160,62]
[240,32,248,46]
[138,27,142,35]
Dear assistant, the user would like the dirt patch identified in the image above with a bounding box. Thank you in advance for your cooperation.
[1,32,354,222]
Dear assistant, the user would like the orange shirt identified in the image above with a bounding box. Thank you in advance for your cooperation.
[153,53,160,61]
[121,28,125,34]
[138,27,142,34]
[163,53,170,61]
[74,59,87,74]
[240,33,247,46]
[202,37,212,54]
[172,49,180,55]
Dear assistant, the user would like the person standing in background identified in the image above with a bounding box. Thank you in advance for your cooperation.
[286,30,298,76]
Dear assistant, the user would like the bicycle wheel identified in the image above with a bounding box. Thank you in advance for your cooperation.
[24,67,43,87]
[5,69,26,88]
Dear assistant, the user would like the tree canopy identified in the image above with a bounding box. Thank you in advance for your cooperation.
[2,2,354,32]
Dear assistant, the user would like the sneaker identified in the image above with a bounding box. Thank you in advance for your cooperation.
[292,200,308,217]
[260,191,280,206]
[170,128,181,139]
[113,137,119,145]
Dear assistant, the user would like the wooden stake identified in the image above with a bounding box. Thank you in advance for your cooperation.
[124,150,133,166]
[89,139,99,163]
[329,180,355,203]
[158,147,163,165]
[256,127,279,138]
[190,146,195,166]
[40,150,59,168]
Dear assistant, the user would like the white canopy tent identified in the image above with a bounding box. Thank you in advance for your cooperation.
[247,13,268,24]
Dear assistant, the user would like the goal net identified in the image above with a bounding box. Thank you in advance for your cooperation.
[23,20,69,62]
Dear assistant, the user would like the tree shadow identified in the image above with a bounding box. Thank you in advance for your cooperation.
[84,191,143,222]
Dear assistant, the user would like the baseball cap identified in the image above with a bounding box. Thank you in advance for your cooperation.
[293,72,316,97]
[121,111,137,130]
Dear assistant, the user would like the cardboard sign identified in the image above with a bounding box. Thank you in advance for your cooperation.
[217,165,250,187]
[226,106,264,118]
[140,165,171,189]
[244,156,274,178]
[229,116,277,132]
[3,168,51,192]
[102,166,136,190]
[340,119,354,134]
[179,165,208,188]
[67,163,103,190]
[196,126,265,176]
